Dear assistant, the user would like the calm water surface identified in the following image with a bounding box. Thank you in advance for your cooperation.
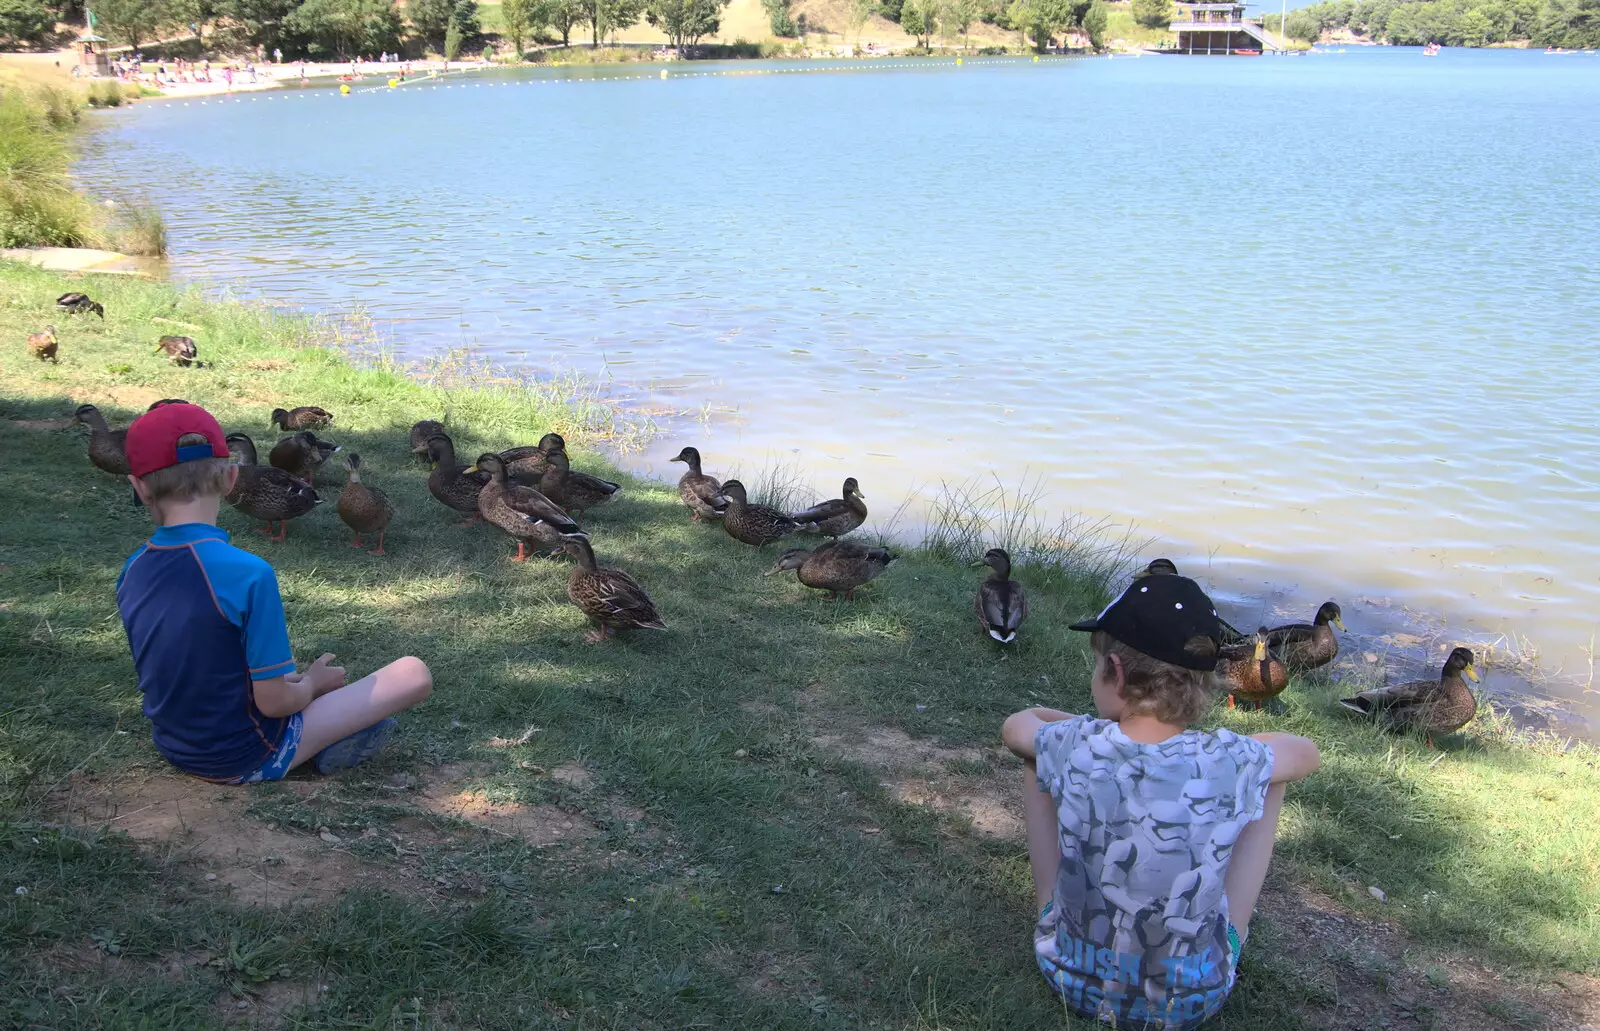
[76,49,1600,725]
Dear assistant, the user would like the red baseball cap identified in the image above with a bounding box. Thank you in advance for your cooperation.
[125,402,229,477]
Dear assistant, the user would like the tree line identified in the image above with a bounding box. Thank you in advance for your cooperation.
[1267,0,1599,47]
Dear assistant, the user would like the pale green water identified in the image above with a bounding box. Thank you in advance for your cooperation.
[77,49,1600,726]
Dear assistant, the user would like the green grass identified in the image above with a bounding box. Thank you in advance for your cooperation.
[0,261,1597,1029]
[1102,7,1176,47]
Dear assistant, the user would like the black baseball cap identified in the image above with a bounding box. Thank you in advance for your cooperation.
[1069,574,1223,671]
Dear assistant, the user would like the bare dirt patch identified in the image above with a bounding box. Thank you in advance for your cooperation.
[1258,880,1598,1030]
[550,763,595,790]
[813,727,1022,839]
[53,771,391,907]
[219,978,323,1027]
[416,764,598,845]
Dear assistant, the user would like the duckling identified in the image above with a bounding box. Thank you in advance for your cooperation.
[720,479,799,547]
[1266,601,1345,671]
[975,547,1027,644]
[269,430,341,482]
[562,534,666,642]
[410,419,448,461]
[668,446,729,521]
[28,326,57,363]
[424,434,490,524]
[1340,647,1480,744]
[1138,558,1248,644]
[499,432,567,484]
[767,539,896,600]
[1218,627,1289,710]
[224,433,322,540]
[73,403,129,475]
[56,292,104,318]
[271,406,335,431]
[466,453,582,562]
[790,477,867,537]
[537,448,621,515]
[155,335,199,367]
[337,452,394,554]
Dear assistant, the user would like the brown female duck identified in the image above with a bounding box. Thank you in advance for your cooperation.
[337,452,394,554]
[791,477,867,537]
[767,540,896,600]
[499,432,567,484]
[225,433,322,540]
[466,453,582,562]
[1266,601,1345,672]
[562,534,666,642]
[410,419,448,460]
[720,479,799,547]
[975,547,1028,644]
[1218,627,1289,709]
[1340,647,1479,744]
[269,431,342,483]
[74,403,130,475]
[28,326,57,363]
[668,446,729,521]
[155,336,199,367]
[424,434,490,523]
[538,449,621,515]
[271,406,335,431]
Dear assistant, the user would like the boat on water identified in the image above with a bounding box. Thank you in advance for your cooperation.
[1234,48,1261,55]
[1423,42,1442,56]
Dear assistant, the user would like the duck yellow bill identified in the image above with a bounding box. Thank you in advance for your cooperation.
[1333,617,1347,631]
[1465,664,1480,682]
[462,465,478,474]
[1254,641,1266,661]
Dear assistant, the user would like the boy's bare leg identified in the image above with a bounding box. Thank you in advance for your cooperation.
[288,656,433,768]
[1222,781,1287,942]
[1022,759,1061,911]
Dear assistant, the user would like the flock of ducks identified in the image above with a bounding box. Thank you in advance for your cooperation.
[45,287,1481,734]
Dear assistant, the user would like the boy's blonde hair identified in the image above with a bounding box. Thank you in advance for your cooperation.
[1091,630,1219,725]
[137,432,234,503]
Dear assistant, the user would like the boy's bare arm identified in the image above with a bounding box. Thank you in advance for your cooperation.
[252,654,347,719]
[1002,707,1075,760]
[1252,732,1321,783]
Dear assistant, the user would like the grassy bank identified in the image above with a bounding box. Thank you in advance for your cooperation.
[1,262,1597,1029]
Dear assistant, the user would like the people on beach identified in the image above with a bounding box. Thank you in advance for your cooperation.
[1002,573,1319,1029]
[115,402,432,785]
[273,47,282,64]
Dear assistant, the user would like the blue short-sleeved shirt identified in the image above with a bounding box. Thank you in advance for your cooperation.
[116,523,296,780]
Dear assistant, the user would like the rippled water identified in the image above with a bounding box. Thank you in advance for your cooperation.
[76,49,1600,726]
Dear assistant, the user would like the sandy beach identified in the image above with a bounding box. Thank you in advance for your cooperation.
[134,58,488,99]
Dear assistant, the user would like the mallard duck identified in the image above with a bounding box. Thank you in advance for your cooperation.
[224,433,322,540]
[271,406,334,431]
[668,446,729,521]
[975,547,1027,644]
[721,479,798,547]
[73,403,130,475]
[791,477,867,537]
[538,449,621,515]
[424,434,490,523]
[1266,601,1345,671]
[1340,647,1479,743]
[155,336,199,367]
[1219,627,1290,709]
[1139,558,1248,644]
[147,398,190,409]
[337,452,394,554]
[269,431,341,482]
[409,419,448,461]
[562,534,666,641]
[767,540,896,600]
[499,432,567,484]
[466,453,582,562]
[28,326,57,363]
[56,292,103,318]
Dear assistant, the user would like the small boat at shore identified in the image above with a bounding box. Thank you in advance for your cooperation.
[1234,48,1261,56]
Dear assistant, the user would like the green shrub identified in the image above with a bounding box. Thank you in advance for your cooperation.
[105,195,167,256]
[85,80,127,108]
[0,90,94,247]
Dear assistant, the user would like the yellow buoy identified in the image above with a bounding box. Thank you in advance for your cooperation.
[956,57,963,65]
[339,84,351,95]
[1032,55,1039,62]
[388,78,399,88]
[660,68,669,79]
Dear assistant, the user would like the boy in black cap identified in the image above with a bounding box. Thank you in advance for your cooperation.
[1002,573,1319,1029]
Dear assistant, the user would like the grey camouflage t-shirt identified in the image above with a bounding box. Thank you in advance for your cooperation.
[1033,717,1274,1029]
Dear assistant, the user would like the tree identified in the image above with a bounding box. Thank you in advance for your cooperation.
[762,0,796,35]
[1081,0,1106,46]
[1130,0,1171,27]
[899,0,936,45]
[576,0,642,45]
[845,0,875,41]
[544,0,584,43]
[94,0,168,49]
[285,0,402,56]
[0,0,52,45]
[221,0,297,49]
[501,0,535,53]
[444,14,462,53]
[1284,8,1321,41]
[408,0,453,46]
[168,0,218,45]
[451,0,480,35]
[645,0,728,46]
[946,0,979,46]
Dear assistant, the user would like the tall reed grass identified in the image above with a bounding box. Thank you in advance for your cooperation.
[105,195,168,256]
[0,87,95,248]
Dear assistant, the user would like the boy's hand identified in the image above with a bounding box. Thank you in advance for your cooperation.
[301,653,347,697]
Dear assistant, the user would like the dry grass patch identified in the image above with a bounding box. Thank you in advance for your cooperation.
[416,763,599,846]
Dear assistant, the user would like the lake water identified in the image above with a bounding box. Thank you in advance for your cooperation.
[75,48,1600,729]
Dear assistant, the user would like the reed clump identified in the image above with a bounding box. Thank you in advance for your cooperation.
[0,87,95,248]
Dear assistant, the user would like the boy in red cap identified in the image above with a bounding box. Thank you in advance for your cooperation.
[1002,574,1320,1029]
[116,402,432,783]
